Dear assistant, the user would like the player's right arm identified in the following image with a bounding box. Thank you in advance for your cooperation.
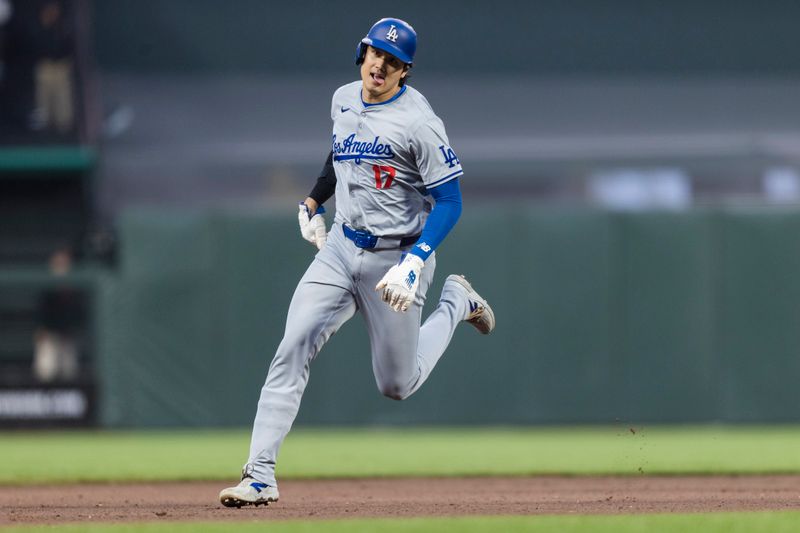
[306,151,336,214]
[298,151,337,250]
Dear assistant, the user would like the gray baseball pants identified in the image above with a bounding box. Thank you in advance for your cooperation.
[245,222,468,486]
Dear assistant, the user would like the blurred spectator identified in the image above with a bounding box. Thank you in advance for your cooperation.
[29,0,75,133]
[0,0,11,85]
[0,0,28,131]
[1,0,78,137]
[32,246,87,383]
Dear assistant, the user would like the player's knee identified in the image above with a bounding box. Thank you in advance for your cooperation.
[377,380,412,401]
[380,387,407,401]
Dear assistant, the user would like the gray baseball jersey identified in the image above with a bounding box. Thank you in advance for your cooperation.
[243,82,470,488]
[331,81,463,238]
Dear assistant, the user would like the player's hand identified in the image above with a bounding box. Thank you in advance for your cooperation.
[298,202,327,250]
[375,254,424,312]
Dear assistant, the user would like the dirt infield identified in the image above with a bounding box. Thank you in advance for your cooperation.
[2,476,800,525]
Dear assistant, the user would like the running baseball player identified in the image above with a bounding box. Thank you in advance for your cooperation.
[220,17,495,507]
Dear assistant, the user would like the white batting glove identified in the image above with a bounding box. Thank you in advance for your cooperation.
[375,254,425,312]
[298,203,327,250]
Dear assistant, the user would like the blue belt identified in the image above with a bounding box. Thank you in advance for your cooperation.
[342,224,419,250]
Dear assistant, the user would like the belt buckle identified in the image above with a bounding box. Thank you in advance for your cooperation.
[353,230,377,249]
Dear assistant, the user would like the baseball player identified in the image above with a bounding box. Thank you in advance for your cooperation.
[220,17,495,508]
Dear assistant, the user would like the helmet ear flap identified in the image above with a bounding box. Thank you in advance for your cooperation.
[355,42,366,65]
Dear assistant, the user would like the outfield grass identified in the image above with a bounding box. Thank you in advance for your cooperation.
[2,425,800,484]
[3,513,800,533]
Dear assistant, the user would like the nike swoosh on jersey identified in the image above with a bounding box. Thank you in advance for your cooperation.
[341,106,350,113]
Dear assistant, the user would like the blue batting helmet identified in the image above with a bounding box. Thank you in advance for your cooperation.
[355,18,417,65]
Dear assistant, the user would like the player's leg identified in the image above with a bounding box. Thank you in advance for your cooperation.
[356,249,443,400]
[246,280,356,483]
[358,250,494,401]
[234,227,357,494]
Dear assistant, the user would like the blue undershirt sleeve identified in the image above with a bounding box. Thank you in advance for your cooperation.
[409,178,462,261]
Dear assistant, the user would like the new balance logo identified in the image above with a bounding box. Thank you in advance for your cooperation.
[469,301,479,313]
[386,25,399,42]
[404,270,417,289]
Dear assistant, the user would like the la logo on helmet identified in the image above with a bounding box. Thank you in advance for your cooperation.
[386,25,399,42]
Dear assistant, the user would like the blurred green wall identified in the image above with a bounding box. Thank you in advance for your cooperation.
[94,0,800,75]
[96,206,800,427]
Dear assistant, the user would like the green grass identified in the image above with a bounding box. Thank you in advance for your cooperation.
[4,513,800,533]
[2,425,800,484]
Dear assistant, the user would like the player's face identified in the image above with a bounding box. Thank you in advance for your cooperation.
[361,46,408,104]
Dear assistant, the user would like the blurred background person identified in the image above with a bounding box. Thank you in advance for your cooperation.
[0,0,11,137]
[0,0,11,85]
[32,246,86,383]
[0,0,76,138]
[29,0,74,134]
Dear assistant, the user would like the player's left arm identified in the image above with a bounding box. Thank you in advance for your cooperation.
[375,179,462,311]
[408,178,462,261]
[376,116,464,312]
[407,116,464,261]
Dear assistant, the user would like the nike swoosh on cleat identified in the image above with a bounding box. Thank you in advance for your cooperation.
[341,106,350,113]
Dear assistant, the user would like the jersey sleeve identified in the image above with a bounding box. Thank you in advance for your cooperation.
[411,117,464,189]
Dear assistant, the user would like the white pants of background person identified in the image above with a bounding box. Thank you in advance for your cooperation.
[33,331,78,382]
[33,58,74,133]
